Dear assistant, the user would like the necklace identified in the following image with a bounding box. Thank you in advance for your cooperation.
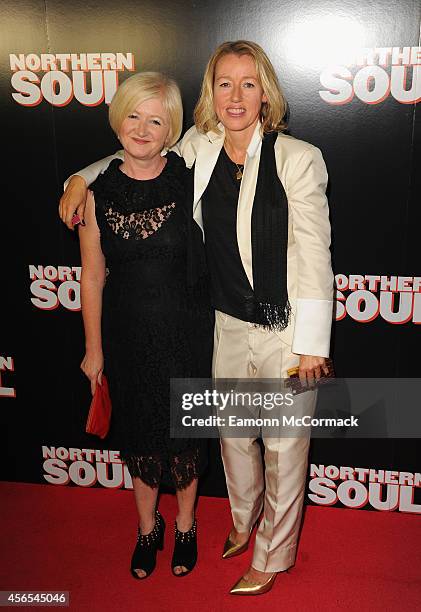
[234,163,244,181]
[223,145,245,180]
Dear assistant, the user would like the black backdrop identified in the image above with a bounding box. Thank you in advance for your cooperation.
[1,0,420,511]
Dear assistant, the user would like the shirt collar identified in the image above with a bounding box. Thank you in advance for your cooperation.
[246,122,263,158]
[205,121,263,157]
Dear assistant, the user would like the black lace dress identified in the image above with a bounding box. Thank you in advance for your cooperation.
[90,153,213,490]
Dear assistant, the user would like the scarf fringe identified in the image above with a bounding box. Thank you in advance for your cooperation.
[255,300,291,332]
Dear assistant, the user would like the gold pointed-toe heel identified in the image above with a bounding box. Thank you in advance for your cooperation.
[229,572,277,596]
[222,535,250,559]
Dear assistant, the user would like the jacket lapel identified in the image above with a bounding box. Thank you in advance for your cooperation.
[193,127,225,231]
[236,123,263,288]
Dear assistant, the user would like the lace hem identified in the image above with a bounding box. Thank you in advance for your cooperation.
[124,448,200,490]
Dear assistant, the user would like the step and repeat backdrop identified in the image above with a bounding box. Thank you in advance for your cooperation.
[1,0,420,513]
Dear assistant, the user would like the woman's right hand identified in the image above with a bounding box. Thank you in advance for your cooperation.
[59,175,89,230]
[81,350,104,395]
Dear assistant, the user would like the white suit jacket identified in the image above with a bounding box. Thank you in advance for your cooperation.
[69,122,334,357]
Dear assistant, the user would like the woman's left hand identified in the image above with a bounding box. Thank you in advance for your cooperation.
[80,350,104,396]
[298,355,329,387]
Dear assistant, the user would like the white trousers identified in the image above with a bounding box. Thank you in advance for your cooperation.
[213,310,316,572]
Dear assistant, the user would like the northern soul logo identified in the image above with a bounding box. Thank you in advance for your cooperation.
[42,446,133,488]
[320,46,421,105]
[30,265,81,311]
[335,274,421,324]
[309,464,421,513]
[10,52,135,107]
[0,356,15,398]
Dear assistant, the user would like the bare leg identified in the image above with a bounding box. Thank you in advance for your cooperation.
[228,527,250,547]
[243,567,276,584]
[132,476,159,578]
[173,477,198,575]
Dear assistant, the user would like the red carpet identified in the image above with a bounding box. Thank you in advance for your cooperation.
[0,482,420,611]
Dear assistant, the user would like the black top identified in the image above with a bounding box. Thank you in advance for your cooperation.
[202,147,256,322]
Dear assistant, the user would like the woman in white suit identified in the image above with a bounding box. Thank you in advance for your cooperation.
[60,40,333,595]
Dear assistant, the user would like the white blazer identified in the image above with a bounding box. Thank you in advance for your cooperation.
[69,122,334,357]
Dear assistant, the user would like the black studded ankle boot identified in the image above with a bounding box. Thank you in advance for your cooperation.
[131,510,165,579]
[171,518,197,577]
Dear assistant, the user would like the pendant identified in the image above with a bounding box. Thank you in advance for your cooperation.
[236,169,243,181]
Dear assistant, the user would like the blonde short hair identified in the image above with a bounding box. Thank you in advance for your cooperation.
[109,72,183,148]
[194,40,287,135]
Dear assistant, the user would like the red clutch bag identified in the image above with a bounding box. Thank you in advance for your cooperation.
[85,375,112,439]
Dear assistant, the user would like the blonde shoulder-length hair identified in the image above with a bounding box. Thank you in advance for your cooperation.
[109,71,183,148]
[194,40,287,135]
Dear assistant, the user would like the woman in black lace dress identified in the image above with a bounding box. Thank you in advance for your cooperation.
[78,72,213,579]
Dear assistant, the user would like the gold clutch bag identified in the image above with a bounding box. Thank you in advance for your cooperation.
[286,358,335,394]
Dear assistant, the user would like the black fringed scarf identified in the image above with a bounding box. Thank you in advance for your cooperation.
[251,131,291,331]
